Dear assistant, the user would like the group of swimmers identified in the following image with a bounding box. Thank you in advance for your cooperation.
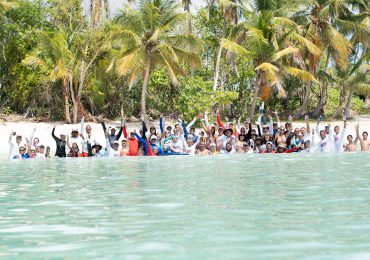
[8,109,370,159]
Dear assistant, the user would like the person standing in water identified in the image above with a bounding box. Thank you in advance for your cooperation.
[80,116,97,157]
[52,126,67,157]
[356,124,370,152]
[344,135,357,152]
[332,117,347,152]
[8,131,26,159]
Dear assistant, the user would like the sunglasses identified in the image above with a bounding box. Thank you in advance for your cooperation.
[19,149,26,152]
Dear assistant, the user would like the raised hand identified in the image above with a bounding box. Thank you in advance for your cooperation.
[288,115,293,122]
[304,115,309,121]
[216,108,220,115]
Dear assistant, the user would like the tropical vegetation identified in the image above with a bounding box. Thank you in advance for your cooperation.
[0,0,369,123]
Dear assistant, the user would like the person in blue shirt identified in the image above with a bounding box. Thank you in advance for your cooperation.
[13,146,30,159]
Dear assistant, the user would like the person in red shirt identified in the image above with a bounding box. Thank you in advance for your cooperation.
[123,124,139,156]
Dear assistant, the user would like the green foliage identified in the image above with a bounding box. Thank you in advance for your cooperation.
[0,0,368,122]
[175,77,237,120]
[325,87,367,116]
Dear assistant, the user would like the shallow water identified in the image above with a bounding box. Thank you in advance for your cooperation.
[0,153,370,259]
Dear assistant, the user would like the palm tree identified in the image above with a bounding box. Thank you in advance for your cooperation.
[330,59,370,119]
[111,0,202,119]
[221,0,321,119]
[23,31,75,123]
[212,0,238,92]
[23,28,108,123]
[293,0,362,117]
[90,0,110,26]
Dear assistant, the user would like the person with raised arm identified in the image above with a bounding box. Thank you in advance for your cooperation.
[316,118,334,152]
[355,124,370,152]
[52,126,67,157]
[300,115,311,142]
[101,118,124,148]
[8,131,22,159]
[216,108,225,128]
[80,116,97,157]
[332,116,347,152]
[29,127,39,150]
[284,115,294,147]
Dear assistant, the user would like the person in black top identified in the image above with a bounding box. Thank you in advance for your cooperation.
[101,119,124,148]
[51,126,67,157]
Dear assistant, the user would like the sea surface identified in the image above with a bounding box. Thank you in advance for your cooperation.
[0,153,370,259]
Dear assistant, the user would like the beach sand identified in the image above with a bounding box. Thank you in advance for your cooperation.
[1,115,369,157]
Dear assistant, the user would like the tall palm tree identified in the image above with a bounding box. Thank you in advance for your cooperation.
[23,28,108,123]
[22,31,75,123]
[293,0,361,117]
[212,0,238,92]
[221,0,321,119]
[111,0,202,119]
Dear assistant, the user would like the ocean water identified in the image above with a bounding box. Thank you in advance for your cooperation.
[0,153,370,259]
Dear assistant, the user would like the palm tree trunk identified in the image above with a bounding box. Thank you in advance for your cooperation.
[313,51,331,117]
[248,70,261,120]
[213,15,227,92]
[344,88,354,119]
[141,58,151,118]
[330,84,346,120]
[63,79,72,123]
[294,81,312,119]
[104,0,110,20]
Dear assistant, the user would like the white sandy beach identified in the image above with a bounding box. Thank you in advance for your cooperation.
[1,116,370,157]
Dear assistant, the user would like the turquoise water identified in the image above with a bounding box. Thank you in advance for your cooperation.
[1,154,370,259]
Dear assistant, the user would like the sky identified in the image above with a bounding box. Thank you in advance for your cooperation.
[82,0,205,16]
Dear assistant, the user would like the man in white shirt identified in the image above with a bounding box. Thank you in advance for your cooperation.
[8,132,26,159]
[332,117,347,152]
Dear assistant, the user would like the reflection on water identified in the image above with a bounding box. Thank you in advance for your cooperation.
[0,154,370,258]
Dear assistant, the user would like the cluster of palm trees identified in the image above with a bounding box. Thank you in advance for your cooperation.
[3,0,370,123]
[215,0,369,119]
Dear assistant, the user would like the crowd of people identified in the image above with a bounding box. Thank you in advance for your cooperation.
[7,109,370,159]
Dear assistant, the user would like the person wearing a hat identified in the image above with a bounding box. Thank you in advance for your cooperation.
[169,135,185,154]
[275,126,287,146]
[127,129,140,156]
[134,131,160,156]
[51,126,67,157]
[260,142,275,153]
[8,130,26,159]
[68,127,83,154]
[90,142,103,157]
[276,144,298,153]
[218,128,236,152]
[120,137,129,156]
[103,136,120,157]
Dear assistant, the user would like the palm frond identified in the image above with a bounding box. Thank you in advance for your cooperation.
[221,38,251,56]
[272,47,300,62]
